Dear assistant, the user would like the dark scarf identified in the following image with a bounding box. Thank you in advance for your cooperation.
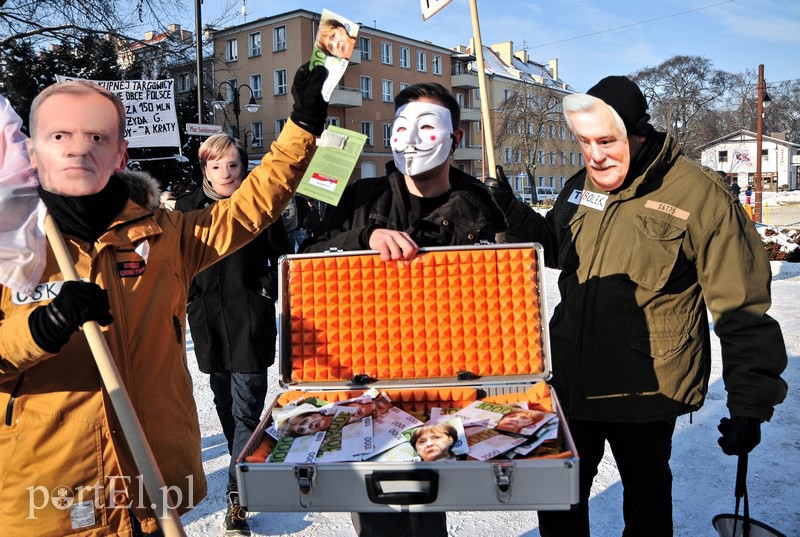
[202,178,225,201]
[39,175,130,243]
[613,131,668,193]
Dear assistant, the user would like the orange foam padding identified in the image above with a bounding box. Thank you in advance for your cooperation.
[277,387,479,413]
[287,247,544,383]
[482,382,554,412]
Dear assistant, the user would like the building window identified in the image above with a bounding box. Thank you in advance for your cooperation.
[274,69,287,95]
[360,76,372,100]
[455,92,464,107]
[538,149,545,165]
[275,118,286,137]
[250,74,262,98]
[362,122,373,146]
[359,37,371,60]
[226,38,238,61]
[560,125,565,140]
[273,26,286,52]
[560,151,567,166]
[549,176,556,187]
[549,151,556,165]
[761,149,768,161]
[178,73,192,93]
[549,124,555,139]
[538,176,544,187]
[718,150,728,163]
[383,123,392,147]
[249,32,261,57]
[513,149,522,164]
[381,42,392,64]
[400,82,411,91]
[327,117,340,128]
[504,147,512,164]
[570,151,576,166]
[224,79,237,102]
[416,50,427,72]
[382,79,393,102]
[432,54,442,75]
[579,154,585,166]
[399,46,410,68]
[251,121,264,146]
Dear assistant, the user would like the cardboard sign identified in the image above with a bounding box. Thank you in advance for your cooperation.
[56,75,180,148]
[421,0,453,20]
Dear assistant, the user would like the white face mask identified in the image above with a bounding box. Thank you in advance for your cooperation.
[391,101,453,176]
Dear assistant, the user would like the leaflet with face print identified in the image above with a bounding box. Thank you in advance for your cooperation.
[366,441,422,463]
[296,125,367,206]
[267,430,326,464]
[309,9,360,101]
[452,400,556,437]
[316,411,375,463]
[370,406,425,458]
[408,417,469,462]
[464,426,529,461]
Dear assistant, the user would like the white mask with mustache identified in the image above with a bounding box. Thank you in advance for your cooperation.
[391,102,453,176]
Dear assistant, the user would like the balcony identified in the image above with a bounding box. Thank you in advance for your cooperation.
[460,105,481,122]
[349,50,361,65]
[329,86,363,108]
[453,145,483,161]
[452,72,479,89]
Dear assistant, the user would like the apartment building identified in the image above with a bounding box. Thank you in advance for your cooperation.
[458,40,581,200]
[209,9,477,180]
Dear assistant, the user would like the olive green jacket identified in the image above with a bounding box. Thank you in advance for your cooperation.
[506,133,787,422]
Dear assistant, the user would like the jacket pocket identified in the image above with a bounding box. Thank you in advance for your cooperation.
[626,213,686,290]
[0,402,106,531]
[629,330,690,360]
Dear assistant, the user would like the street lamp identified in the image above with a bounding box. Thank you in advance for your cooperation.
[754,64,771,223]
[212,81,261,146]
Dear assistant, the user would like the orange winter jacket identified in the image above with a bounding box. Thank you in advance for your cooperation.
[0,120,315,536]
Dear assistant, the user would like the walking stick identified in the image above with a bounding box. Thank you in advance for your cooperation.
[44,213,186,537]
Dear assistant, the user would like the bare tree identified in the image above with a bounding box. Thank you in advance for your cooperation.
[494,79,567,201]
[630,55,735,158]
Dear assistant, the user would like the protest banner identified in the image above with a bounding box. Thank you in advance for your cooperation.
[56,75,180,148]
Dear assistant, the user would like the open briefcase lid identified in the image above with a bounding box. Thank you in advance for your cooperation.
[276,243,551,391]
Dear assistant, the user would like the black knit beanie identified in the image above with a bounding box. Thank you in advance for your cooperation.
[586,76,651,137]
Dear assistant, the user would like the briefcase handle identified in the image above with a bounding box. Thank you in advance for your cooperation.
[365,470,439,505]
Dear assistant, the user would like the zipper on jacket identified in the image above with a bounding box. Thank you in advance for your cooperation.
[173,315,183,345]
[4,373,24,426]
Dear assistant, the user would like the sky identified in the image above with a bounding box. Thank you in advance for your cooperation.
[187,0,800,92]
[179,218,800,535]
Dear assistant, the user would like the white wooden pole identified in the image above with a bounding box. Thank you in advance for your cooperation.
[468,0,496,175]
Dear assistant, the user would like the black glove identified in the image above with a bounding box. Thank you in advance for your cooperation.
[28,281,114,353]
[290,63,329,136]
[717,416,762,456]
[483,165,516,214]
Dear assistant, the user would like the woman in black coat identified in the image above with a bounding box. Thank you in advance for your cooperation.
[174,133,291,534]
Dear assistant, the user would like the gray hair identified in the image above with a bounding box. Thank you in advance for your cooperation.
[562,93,627,138]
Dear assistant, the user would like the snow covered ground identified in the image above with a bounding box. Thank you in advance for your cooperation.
[180,261,800,537]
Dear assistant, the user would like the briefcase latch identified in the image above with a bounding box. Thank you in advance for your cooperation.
[294,465,316,508]
[491,462,515,503]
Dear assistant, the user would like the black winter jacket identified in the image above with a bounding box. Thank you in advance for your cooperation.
[300,167,506,252]
[175,187,291,373]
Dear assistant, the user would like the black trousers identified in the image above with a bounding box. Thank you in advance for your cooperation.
[351,512,447,537]
[209,370,269,492]
[538,417,677,537]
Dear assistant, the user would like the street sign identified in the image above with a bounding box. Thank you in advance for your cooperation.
[421,0,453,20]
[186,123,223,136]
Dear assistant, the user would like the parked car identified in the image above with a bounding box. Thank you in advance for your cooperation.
[535,186,559,203]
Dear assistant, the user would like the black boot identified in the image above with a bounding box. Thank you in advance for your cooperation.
[224,491,251,535]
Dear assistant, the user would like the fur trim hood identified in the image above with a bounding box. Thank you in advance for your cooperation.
[117,168,162,211]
